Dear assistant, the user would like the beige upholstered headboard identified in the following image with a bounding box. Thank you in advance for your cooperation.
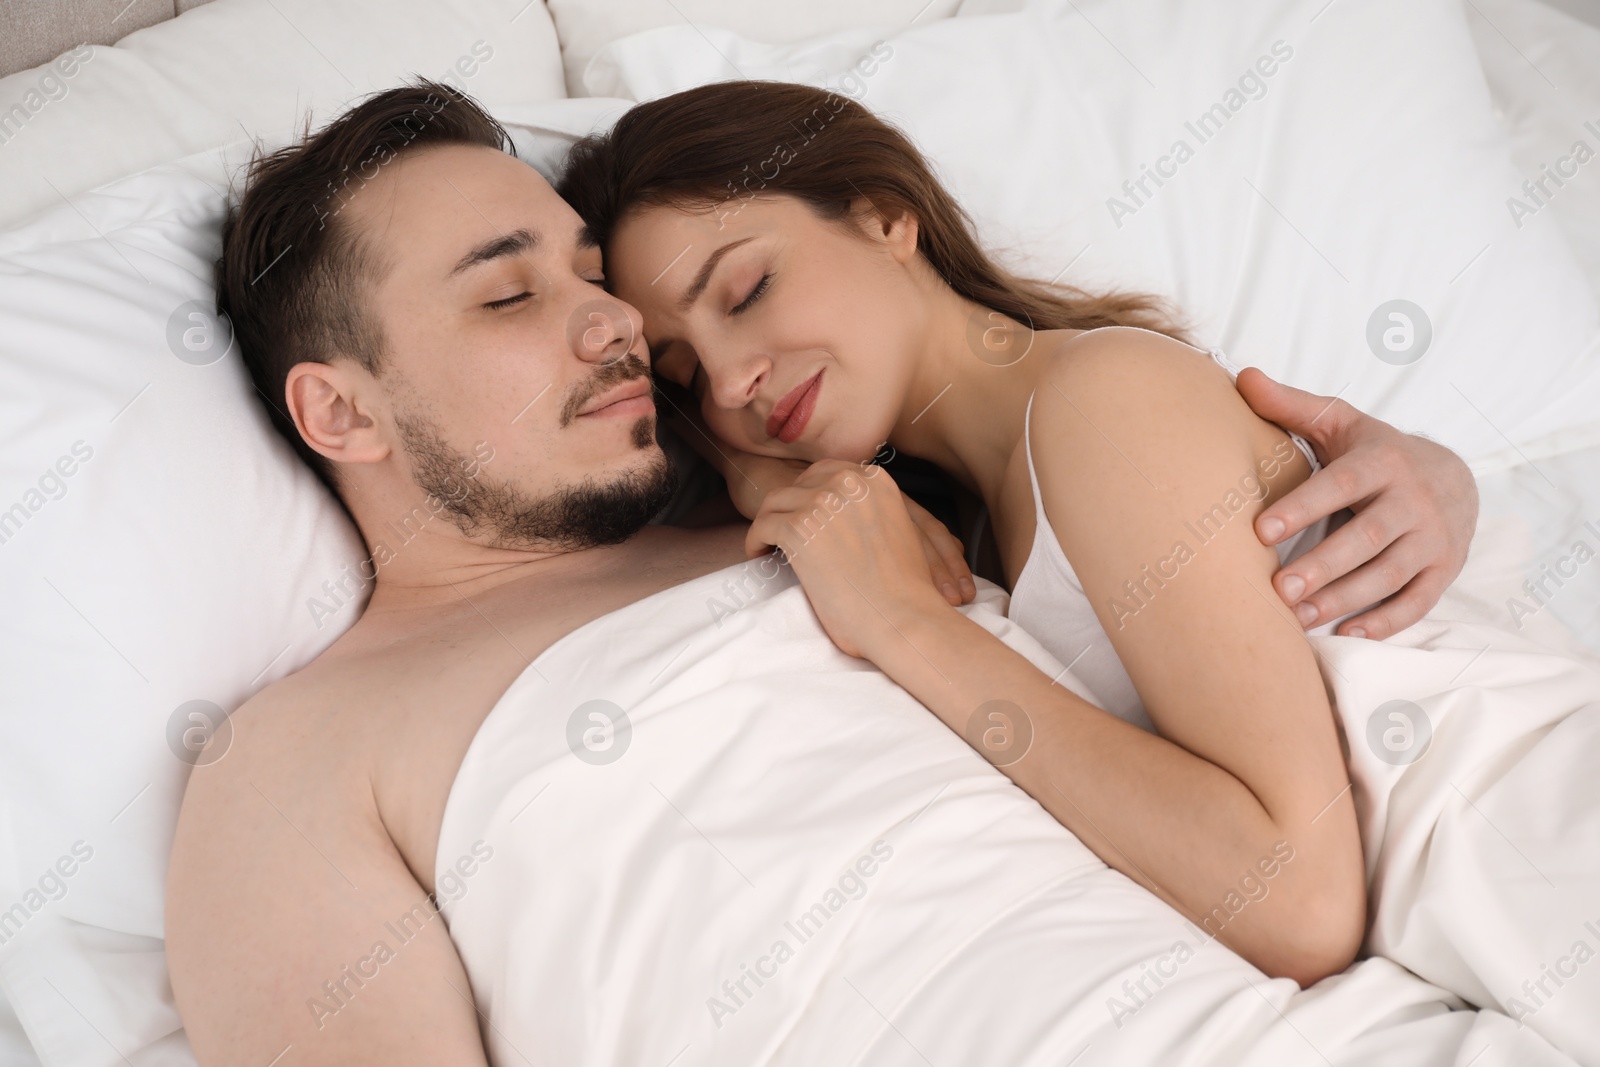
[0,0,216,79]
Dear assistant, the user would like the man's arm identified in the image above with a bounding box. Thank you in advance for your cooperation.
[166,698,490,1066]
[1237,368,1478,639]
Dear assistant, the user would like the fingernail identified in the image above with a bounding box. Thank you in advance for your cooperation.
[1294,602,1319,627]
[1281,575,1305,600]
[1259,517,1285,542]
[1347,627,1367,640]
[942,582,958,602]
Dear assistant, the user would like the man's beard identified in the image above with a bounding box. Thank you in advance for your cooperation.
[396,362,679,551]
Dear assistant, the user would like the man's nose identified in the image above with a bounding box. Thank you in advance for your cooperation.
[566,297,641,365]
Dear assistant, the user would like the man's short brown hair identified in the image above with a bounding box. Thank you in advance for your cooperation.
[216,80,510,489]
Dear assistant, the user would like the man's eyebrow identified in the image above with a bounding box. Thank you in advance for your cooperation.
[677,237,756,311]
[449,228,538,276]
[576,223,600,251]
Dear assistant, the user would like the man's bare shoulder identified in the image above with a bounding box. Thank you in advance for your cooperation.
[209,634,384,779]
[185,521,753,875]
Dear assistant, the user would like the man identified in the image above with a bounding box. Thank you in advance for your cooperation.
[165,82,1477,1064]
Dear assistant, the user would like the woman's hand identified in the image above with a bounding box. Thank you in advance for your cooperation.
[744,460,970,656]
[662,393,976,607]
[725,452,810,522]
[1236,367,1478,640]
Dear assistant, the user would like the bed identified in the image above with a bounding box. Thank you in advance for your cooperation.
[1,0,1598,1063]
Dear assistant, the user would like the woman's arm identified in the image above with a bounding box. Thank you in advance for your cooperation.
[746,330,1366,985]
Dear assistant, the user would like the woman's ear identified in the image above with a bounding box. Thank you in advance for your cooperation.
[884,208,920,264]
[285,360,391,469]
[850,196,920,264]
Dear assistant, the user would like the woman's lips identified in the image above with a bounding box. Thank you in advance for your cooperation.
[767,370,823,444]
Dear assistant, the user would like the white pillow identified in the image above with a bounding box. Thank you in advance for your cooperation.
[545,0,963,96]
[0,147,368,1064]
[1470,0,1600,301]
[588,0,1600,469]
[0,0,566,232]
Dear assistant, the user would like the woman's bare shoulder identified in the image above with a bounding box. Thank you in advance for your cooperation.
[1030,326,1303,492]
[1038,327,1231,410]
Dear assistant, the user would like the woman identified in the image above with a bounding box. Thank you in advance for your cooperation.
[556,82,1479,986]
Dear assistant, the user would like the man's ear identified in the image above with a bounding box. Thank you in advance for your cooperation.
[285,360,390,468]
[849,196,919,265]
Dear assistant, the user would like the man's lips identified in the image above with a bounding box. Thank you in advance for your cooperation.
[577,377,654,419]
[766,370,823,444]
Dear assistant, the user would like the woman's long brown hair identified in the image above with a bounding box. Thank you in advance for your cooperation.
[558,80,1188,343]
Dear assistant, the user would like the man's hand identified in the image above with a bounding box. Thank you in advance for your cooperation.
[1236,367,1477,640]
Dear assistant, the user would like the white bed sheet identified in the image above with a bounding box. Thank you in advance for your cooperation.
[1462,445,1600,662]
[440,565,1583,1067]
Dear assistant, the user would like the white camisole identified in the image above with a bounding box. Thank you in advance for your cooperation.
[1007,348,1344,732]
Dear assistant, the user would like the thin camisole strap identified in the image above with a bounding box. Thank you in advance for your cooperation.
[1021,390,1049,520]
[1206,347,1322,474]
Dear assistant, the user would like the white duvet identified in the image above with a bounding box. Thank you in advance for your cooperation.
[435,559,1592,1066]
[1324,614,1600,1060]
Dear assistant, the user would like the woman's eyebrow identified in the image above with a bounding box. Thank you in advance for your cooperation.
[677,237,756,311]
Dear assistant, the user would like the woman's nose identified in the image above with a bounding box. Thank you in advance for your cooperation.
[705,347,768,410]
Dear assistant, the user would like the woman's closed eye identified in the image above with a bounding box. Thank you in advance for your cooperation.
[731,273,772,315]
